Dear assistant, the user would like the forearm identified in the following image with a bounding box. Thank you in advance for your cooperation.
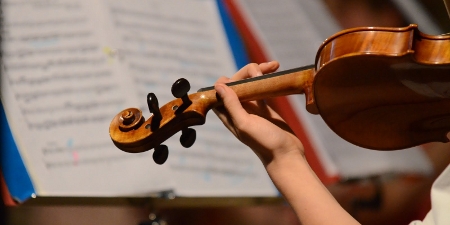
[266,152,360,225]
[213,61,360,224]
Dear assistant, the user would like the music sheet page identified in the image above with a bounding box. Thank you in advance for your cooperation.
[1,0,178,197]
[103,0,275,197]
[2,0,276,198]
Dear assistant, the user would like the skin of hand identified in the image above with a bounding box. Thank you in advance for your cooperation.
[213,61,304,166]
[213,61,360,225]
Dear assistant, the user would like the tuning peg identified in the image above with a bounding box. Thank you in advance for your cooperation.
[147,93,162,130]
[180,128,196,148]
[171,78,192,106]
[172,78,190,98]
[152,145,169,165]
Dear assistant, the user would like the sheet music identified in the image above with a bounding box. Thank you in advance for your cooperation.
[236,0,434,179]
[105,0,276,196]
[1,0,178,197]
[1,0,276,198]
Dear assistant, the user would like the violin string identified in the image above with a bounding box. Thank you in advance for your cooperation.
[197,64,315,92]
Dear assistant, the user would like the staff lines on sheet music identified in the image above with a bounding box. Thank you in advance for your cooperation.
[3,44,99,58]
[172,150,251,165]
[122,35,215,54]
[14,84,117,102]
[170,165,256,178]
[4,17,88,28]
[44,153,144,169]
[42,142,114,155]
[26,113,113,130]
[3,1,82,10]
[4,56,106,71]
[109,6,206,27]
[120,49,220,69]
[129,65,217,82]
[8,70,111,86]
[114,21,211,40]
[20,99,125,115]
[4,30,93,43]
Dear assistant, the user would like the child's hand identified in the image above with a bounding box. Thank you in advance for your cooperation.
[213,61,304,166]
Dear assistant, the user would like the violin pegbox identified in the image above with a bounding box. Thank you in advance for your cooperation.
[147,78,197,164]
[171,78,197,148]
[109,78,208,165]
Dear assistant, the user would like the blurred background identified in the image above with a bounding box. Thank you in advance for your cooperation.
[2,0,450,225]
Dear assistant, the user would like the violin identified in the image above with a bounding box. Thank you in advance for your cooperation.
[109,24,450,164]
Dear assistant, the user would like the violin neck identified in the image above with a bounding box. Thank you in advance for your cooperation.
[198,64,315,108]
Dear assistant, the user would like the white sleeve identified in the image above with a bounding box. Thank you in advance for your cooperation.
[410,164,450,225]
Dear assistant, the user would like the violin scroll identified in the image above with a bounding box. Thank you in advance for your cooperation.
[117,108,144,132]
[110,78,209,164]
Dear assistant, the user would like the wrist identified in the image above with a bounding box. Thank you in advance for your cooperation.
[265,148,308,180]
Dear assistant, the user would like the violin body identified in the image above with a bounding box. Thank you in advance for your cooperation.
[110,24,450,157]
[312,24,450,149]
